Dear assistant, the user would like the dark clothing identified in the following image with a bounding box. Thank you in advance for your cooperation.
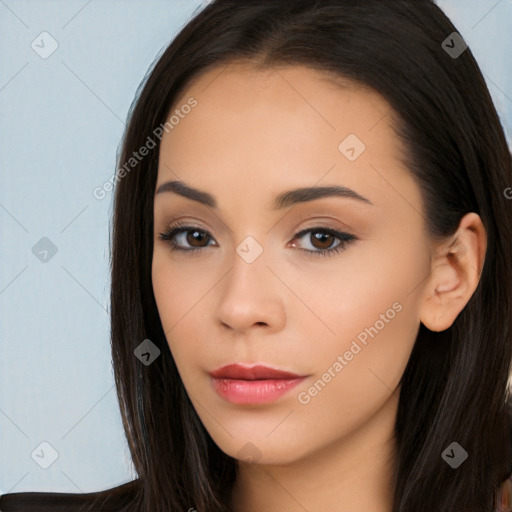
[0,478,140,512]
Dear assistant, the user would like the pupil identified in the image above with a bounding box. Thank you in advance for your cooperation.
[314,231,332,249]
[188,230,205,246]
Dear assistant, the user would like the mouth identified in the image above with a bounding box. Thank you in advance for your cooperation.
[209,363,307,405]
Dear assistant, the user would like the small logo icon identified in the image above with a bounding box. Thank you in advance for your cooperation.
[338,134,366,161]
[31,441,59,469]
[441,441,468,468]
[31,31,59,59]
[236,236,263,264]
[237,442,263,463]
[134,338,161,366]
[442,32,468,59]
[32,237,58,262]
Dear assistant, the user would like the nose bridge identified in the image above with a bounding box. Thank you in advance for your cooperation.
[225,233,269,297]
[216,233,285,330]
[235,234,266,266]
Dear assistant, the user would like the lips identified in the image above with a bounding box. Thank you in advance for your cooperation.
[209,364,307,405]
[209,363,303,380]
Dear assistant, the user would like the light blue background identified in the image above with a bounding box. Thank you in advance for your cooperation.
[1,0,511,495]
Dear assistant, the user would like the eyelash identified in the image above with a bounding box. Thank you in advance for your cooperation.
[158,220,357,258]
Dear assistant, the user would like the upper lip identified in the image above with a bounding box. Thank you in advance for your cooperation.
[209,364,304,380]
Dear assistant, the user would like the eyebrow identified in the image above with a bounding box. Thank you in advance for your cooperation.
[155,180,374,209]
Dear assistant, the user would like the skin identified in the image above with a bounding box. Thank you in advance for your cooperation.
[151,62,487,512]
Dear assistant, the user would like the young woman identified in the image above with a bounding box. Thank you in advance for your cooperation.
[2,1,511,511]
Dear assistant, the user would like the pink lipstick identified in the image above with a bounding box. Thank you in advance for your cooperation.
[209,364,306,404]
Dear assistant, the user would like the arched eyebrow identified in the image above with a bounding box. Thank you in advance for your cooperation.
[155,180,374,209]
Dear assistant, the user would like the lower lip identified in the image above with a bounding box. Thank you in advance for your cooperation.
[211,377,306,404]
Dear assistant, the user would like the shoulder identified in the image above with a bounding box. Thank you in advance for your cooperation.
[496,473,512,512]
[0,478,141,512]
[495,405,512,512]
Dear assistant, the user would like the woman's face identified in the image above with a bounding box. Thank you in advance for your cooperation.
[152,62,432,465]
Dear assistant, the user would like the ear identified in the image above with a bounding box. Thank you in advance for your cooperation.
[419,212,487,332]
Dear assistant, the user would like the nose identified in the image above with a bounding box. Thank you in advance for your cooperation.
[216,245,286,334]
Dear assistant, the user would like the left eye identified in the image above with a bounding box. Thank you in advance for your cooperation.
[290,227,357,257]
[158,224,357,257]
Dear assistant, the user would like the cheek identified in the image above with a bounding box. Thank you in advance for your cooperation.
[289,249,425,442]
[291,236,427,385]
[151,251,219,372]
[293,304,417,448]
[152,250,209,323]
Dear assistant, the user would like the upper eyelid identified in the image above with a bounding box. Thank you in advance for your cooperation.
[162,214,356,233]
[164,222,352,235]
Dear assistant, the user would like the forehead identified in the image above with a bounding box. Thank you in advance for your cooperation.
[155,61,420,222]
[171,60,392,131]
[159,61,402,166]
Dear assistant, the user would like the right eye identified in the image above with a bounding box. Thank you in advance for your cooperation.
[158,221,216,252]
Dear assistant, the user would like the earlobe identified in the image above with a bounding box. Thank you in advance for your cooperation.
[419,212,487,333]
